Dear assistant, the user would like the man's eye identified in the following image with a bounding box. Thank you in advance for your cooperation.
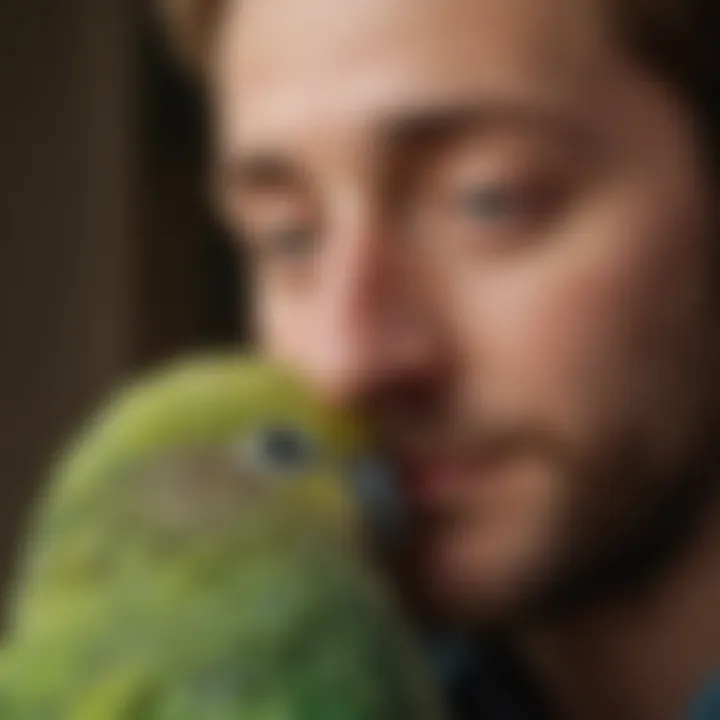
[405,177,562,254]
[252,224,317,260]
[457,184,525,224]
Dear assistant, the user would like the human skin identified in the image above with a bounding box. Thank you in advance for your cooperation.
[209,0,720,716]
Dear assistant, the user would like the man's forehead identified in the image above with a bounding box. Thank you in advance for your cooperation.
[212,0,614,153]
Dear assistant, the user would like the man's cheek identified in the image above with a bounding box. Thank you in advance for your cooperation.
[454,265,628,442]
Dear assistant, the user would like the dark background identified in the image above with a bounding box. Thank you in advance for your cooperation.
[1,1,243,597]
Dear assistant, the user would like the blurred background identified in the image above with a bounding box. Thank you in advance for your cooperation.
[1,1,243,596]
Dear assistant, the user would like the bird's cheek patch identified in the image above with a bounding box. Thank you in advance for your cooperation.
[134,447,265,534]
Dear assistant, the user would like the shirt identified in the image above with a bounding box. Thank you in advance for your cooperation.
[433,636,720,719]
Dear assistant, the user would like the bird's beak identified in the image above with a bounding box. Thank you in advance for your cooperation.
[345,452,408,550]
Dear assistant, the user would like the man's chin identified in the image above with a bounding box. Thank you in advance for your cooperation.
[398,525,551,629]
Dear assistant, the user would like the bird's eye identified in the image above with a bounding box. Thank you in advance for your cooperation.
[247,425,318,476]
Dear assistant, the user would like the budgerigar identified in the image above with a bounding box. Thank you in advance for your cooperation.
[0,355,446,719]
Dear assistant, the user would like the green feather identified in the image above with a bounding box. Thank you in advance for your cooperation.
[0,354,445,719]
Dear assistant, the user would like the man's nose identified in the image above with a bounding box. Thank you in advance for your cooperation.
[305,211,443,405]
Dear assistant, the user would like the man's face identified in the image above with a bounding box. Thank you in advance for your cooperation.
[213,0,717,621]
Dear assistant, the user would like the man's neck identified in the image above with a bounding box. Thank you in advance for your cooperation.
[517,499,720,720]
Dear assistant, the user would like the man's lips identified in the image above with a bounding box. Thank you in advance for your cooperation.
[395,450,508,508]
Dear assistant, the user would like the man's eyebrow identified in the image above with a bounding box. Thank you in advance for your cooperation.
[381,100,589,150]
[217,153,302,194]
[216,100,589,194]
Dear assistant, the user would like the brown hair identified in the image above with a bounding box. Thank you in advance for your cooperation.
[158,0,719,161]
[156,0,220,74]
[612,0,719,166]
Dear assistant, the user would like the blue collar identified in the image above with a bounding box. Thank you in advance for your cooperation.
[687,674,720,720]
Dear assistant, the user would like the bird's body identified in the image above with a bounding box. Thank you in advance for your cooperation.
[0,356,444,719]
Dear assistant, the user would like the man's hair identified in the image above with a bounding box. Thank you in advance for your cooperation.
[612,0,719,169]
[157,0,220,73]
[158,0,719,165]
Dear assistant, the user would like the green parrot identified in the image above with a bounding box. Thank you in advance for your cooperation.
[0,355,446,719]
